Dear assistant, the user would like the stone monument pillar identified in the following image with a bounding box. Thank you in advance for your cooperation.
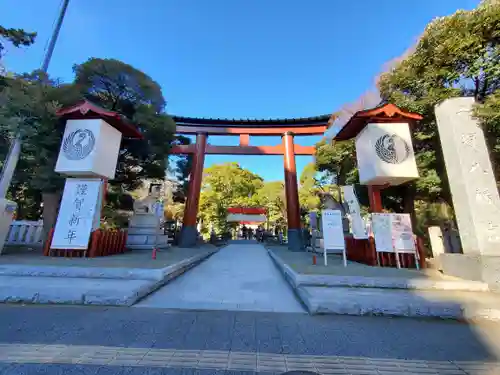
[435,97,500,289]
[126,184,170,250]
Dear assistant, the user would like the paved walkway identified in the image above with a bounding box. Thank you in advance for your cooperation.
[135,243,305,313]
[1,305,499,374]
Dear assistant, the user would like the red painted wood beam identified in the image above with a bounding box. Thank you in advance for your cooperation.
[171,144,196,154]
[175,125,327,136]
[170,144,315,156]
[283,133,301,230]
[368,185,383,213]
[239,134,249,146]
[182,134,207,227]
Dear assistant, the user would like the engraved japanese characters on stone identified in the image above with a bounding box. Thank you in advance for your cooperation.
[486,221,500,243]
[475,188,494,205]
[469,162,489,174]
[461,132,477,148]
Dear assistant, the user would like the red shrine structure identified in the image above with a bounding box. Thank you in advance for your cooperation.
[334,103,423,214]
[170,115,331,250]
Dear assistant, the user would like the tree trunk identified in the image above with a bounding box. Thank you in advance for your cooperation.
[42,191,62,243]
[402,184,417,231]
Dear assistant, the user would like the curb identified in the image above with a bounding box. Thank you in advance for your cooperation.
[267,249,489,292]
[0,250,217,307]
[267,249,500,322]
[129,250,217,306]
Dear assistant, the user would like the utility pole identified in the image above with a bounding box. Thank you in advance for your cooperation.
[41,0,70,74]
[0,0,70,198]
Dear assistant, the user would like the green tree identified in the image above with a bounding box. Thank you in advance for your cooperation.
[0,26,36,59]
[1,58,180,236]
[198,163,264,235]
[0,71,77,232]
[68,59,179,230]
[255,181,287,229]
[298,163,321,214]
[379,0,500,200]
[74,58,165,113]
[315,139,358,186]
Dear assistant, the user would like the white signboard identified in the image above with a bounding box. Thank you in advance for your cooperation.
[51,178,102,249]
[391,213,415,252]
[342,185,368,239]
[321,209,347,267]
[371,213,393,252]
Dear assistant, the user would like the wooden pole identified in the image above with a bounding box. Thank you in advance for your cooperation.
[283,132,302,251]
[368,185,383,213]
[179,133,207,247]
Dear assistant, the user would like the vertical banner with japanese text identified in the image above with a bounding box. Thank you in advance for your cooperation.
[342,185,368,239]
[371,213,393,252]
[51,178,102,249]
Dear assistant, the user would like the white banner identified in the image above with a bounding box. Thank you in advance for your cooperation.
[342,185,368,239]
[51,178,102,249]
[371,213,393,252]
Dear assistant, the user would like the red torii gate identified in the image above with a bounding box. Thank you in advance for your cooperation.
[170,115,330,250]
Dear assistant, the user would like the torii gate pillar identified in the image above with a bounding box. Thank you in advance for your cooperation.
[283,132,303,251]
[179,133,207,247]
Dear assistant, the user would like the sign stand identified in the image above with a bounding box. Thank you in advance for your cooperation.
[372,213,419,269]
[320,209,347,268]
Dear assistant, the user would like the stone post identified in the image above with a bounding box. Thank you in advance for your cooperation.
[435,97,500,288]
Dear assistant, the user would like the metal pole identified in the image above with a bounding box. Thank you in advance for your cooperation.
[0,0,70,199]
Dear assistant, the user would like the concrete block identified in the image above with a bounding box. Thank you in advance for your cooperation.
[440,253,500,291]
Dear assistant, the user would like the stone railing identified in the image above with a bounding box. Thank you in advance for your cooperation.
[6,220,44,247]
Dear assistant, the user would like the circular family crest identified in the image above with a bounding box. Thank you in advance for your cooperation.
[375,133,410,164]
[62,129,95,160]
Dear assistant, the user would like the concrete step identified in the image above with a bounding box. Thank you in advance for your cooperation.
[298,285,500,321]
[0,275,153,305]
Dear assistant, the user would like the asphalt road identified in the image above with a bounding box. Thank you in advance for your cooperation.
[0,305,499,374]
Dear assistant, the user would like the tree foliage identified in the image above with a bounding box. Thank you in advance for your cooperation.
[0,25,36,60]
[199,163,264,234]
[0,72,71,218]
[0,58,187,226]
[74,58,165,113]
[255,181,287,229]
[72,58,176,192]
[315,139,357,186]
[378,0,500,203]
[312,0,500,235]
[298,163,321,214]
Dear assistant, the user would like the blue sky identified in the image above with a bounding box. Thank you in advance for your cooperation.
[1,0,480,181]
